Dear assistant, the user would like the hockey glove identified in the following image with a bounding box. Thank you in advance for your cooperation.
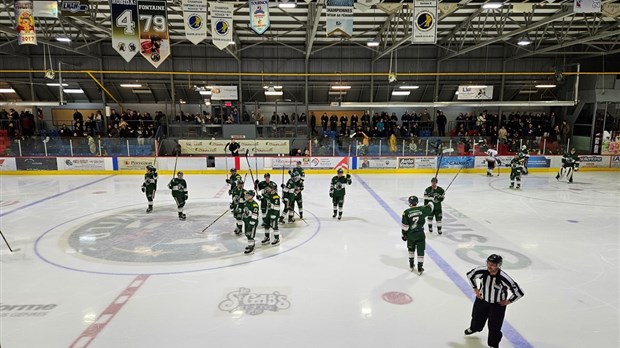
[184,194,188,200]
[288,170,292,175]
[401,234,407,241]
[346,174,351,179]
[254,179,259,186]
[329,192,333,198]
[141,186,146,193]
[256,195,262,201]
[347,179,352,185]
[281,184,285,188]
[226,178,231,184]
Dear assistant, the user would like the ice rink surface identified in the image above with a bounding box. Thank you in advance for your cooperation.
[1,171,619,348]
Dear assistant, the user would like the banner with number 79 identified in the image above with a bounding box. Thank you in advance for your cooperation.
[138,0,170,68]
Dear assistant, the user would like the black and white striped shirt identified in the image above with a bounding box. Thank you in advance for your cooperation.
[467,266,525,304]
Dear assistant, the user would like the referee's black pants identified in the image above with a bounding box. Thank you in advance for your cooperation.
[469,297,507,348]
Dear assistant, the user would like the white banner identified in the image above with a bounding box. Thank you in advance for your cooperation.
[183,0,208,45]
[33,1,58,18]
[179,139,289,155]
[211,2,234,50]
[578,155,610,168]
[611,155,620,168]
[211,86,238,100]
[574,0,601,13]
[249,0,270,35]
[326,0,354,38]
[354,0,379,12]
[0,158,17,171]
[457,85,494,100]
[15,0,37,45]
[412,0,437,44]
[110,0,139,62]
[272,157,348,170]
[359,157,398,169]
[57,157,108,170]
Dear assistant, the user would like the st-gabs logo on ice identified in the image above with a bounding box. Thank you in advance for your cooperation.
[218,287,290,315]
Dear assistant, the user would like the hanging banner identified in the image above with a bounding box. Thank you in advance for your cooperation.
[602,3,620,18]
[110,0,140,62]
[138,0,170,68]
[249,0,270,35]
[355,0,380,12]
[574,0,601,13]
[412,0,437,44]
[33,1,58,18]
[326,0,354,38]
[457,85,494,100]
[210,2,234,50]
[60,0,90,16]
[182,0,208,45]
[15,1,37,45]
[211,86,238,100]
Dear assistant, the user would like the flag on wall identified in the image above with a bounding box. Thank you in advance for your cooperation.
[412,0,437,44]
[249,0,270,35]
[60,0,89,16]
[574,0,601,13]
[138,0,170,68]
[110,0,140,62]
[182,0,207,45]
[15,0,37,45]
[211,2,234,50]
[326,0,354,38]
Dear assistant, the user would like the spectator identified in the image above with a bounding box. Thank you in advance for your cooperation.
[73,109,83,122]
[310,112,318,135]
[436,110,447,136]
[559,120,570,145]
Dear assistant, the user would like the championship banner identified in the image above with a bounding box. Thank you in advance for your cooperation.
[355,0,380,12]
[574,0,601,13]
[211,86,238,100]
[211,2,234,50]
[138,0,170,68]
[182,0,208,45]
[412,0,437,44]
[60,0,89,16]
[457,85,493,100]
[110,0,140,62]
[249,0,270,35]
[602,3,620,18]
[326,0,354,38]
[33,1,58,18]
[15,1,37,45]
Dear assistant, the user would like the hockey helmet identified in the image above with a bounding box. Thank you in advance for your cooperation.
[521,145,527,151]
[408,195,419,206]
[264,173,271,178]
[337,168,344,174]
[487,254,503,266]
[146,165,155,171]
[177,171,184,178]
[245,190,256,197]
[431,177,438,183]
[230,168,237,173]
[292,172,301,181]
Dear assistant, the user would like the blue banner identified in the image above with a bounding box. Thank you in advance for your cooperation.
[440,156,474,169]
[249,0,270,35]
[526,156,551,168]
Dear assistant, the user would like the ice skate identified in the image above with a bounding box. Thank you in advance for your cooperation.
[261,236,270,245]
[409,259,414,272]
[146,206,153,213]
[332,211,337,218]
[244,244,255,255]
[271,237,280,246]
[337,213,342,220]
[234,227,242,236]
[417,263,424,275]
[178,213,186,221]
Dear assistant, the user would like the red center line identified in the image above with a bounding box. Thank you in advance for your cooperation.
[214,184,229,198]
[69,274,150,348]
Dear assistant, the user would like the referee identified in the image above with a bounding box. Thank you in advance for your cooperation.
[464,254,524,348]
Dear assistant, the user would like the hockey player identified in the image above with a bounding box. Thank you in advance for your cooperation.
[401,196,434,274]
[242,190,260,255]
[227,168,242,213]
[168,171,188,220]
[255,173,278,227]
[329,168,352,220]
[508,154,524,189]
[484,148,501,177]
[518,145,530,175]
[289,161,306,184]
[423,177,445,234]
[141,165,158,213]
[556,147,580,183]
[231,178,248,235]
[280,172,304,223]
[261,186,282,246]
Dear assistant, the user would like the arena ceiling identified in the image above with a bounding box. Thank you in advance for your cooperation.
[0,0,619,105]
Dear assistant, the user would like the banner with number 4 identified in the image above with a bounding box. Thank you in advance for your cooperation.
[110,0,140,62]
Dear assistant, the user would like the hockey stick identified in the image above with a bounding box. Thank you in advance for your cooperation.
[0,229,20,252]
[434,147,454,179]
[198,209,229,234]
[444,166,463,193]
[152,125,162,166]
[292,210,309,226]
[245,149,256,189]
[254,140,259,189]
[224,143,229,179]
[172,143,180,178]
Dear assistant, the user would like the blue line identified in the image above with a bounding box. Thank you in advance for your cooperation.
[0,175,115,218]
[356,175,533,348]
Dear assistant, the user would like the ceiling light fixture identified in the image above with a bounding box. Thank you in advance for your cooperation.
[56,37,71,43]
[535,84,557,88]
[265,87,283,96]
[132,89,151,94]
[64,89,84,94]
[278,0,297,9]
[199,90,212,95]
[517,39,532,46]
[392,91,411,96]
[366,40,380,47]
[120,84,142,88]
[331,85,351,90]
[46,83,68,87]
[0,88,16,93]
[467,85,488,88]
[399,85,420,90]
[482,2,503,9]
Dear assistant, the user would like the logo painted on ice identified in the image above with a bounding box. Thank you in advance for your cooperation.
[218,287,290,315]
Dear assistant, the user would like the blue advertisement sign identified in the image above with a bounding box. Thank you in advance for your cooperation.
[526,156,551,168]
[440,156,474,168]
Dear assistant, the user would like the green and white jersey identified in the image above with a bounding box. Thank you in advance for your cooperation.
[510,157,524,170]
[229,173,242,186]
[243,200,260,224]
[401,203,434,233]
[423,186,445,206]
[168,178,187,195]
[267,192,281,214]
[283,177,303,196]
[562,152,580,167]
[330,175,351,195]
[143,171,158,189]
[518,149,530,160]
[291,167,305,180]
[257,180,278,196]
[231,186,248,206]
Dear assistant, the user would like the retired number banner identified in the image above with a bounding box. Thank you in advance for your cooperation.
[110,0,139,62]
[211,2,234,50]
[15,0,37,45]
[249,0,270,35]
[412,0,437,44]
[326,0,354,38]
[138,0,170,68]
[182,0,207,45]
